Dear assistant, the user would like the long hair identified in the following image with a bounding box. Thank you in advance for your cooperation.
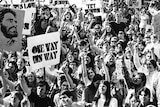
[93,80,111,106]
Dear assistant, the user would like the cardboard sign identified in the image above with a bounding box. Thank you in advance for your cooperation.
[127,0,142,8]
[0,7,25,51]
[27,32,61,71]
[22,8,36,35]
[152,13,160,40]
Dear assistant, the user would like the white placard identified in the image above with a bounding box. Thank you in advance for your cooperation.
[27,32,61,71]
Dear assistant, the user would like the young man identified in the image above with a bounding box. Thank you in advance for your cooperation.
[20,79,54,107]
[59,90,83,107]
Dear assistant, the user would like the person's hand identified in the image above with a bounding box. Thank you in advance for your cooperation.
[61,61,69,74]
[87,33,94,46]
[79,52,86,61]
[17,71,24,80]
[134,43,139,52]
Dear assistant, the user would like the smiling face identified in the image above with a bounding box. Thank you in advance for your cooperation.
[98,82,107,94]
[87,68,95,80]
[145,60,155,72]
[59,94,72,107]
[17,58,25,70]
[132,74,142,85]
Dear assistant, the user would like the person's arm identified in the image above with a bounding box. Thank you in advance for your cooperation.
[81,53,90,86]
[101,56,110,82]
[133,44,142,70]
[61,62,75,89]
[151,48,157,61]
[154,73,160,107]
[1,71,16,91]
[19,75,31,96]
[0,69,7,97]
[45,26,51,33]
[88,33,105,55]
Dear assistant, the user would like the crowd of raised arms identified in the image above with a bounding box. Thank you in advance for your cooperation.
[1,0,160,107]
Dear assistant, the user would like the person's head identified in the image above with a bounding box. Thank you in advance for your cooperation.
[41,5,51,19]
[5,61,18,73]
[59,90,74,107]
[87,67,95,80]
[10,91,23,107]
[138,87,151,106]
[144,59,157,72]
[132,33,138,42]
[69,62,77,73]
[137,32,144,43]
[110,36,118,47]
[66,52,74,63]
[144,33,151,44]
[118,31,125,41]
[0,8,18,38]
[102,41,110,52]
[106,53,115,65]
[17,58,26,70]
[36,81,50,98]
[98,80,110,95]
[150,34,158,43]
[94,55,102,68]
[92,74,102,88]
[58,75,68,91]
[83,53,91,64]
[115,41,123,54]
[125,48,132,59]
[132,72,146,86]
[115,12,121,23]
[64,11,72,21]
[138,42,145,52]
[25,71,36,83]
[87,12,94,22]
[94,24,101,33]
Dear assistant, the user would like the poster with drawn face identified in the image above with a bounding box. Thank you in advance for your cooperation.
[22,8,36,35]
[0,7,25,51]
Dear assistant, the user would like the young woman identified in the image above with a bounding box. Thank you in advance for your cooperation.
[93,80,111,107]
[138,87,156,107]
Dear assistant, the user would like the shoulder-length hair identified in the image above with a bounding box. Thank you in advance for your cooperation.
[93,80,111,106]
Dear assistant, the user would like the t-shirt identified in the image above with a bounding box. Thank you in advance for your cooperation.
[28,92,54,107]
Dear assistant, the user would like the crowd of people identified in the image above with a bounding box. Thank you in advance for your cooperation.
[0,0,160,107]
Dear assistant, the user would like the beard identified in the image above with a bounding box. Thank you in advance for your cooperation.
[1,24,18,39]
